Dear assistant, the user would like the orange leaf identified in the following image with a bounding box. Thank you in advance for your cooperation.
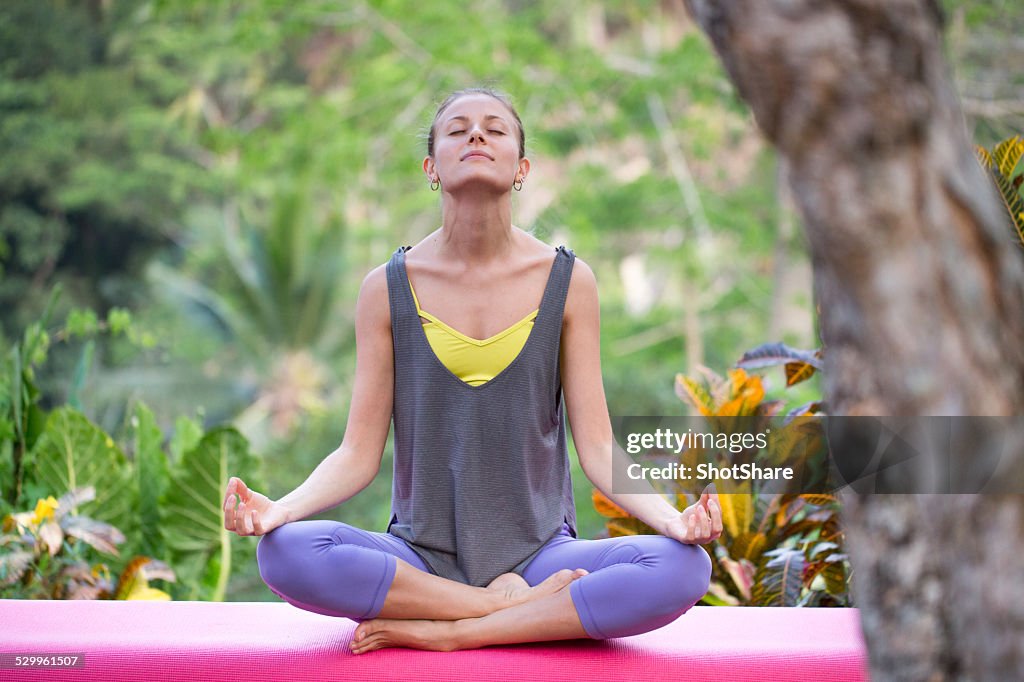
[784,361,816,386]
[592,489,630,518]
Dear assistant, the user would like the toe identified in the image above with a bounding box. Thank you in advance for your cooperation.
[354,620,378,642]
[351,634,376,655]
[552,568,574,583]
[361,634,387,653]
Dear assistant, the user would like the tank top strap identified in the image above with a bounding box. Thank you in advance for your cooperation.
[534,245,576,346]
[385,245,420,341]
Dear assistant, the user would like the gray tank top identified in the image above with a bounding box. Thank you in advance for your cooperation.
[384,244,579,587]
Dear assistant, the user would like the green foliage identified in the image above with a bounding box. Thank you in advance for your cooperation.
[133,403,170,560]
[1,293,265,601]
[160,427,261,601]
[593,344,850,607]
[148,175,349,357]
[30,408,135,529]
[0,0,207,340]
[975,135,1024,246]
[169,414,204,464]
[1,2,803,425]
[1,486,176,601]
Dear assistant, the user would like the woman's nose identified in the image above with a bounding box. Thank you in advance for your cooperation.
[468,123,486,142]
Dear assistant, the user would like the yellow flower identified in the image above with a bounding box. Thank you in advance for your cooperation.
[125,585,172,601]
[31,496,60,526]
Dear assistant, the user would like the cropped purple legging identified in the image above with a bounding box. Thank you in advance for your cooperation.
[257,520,712,639]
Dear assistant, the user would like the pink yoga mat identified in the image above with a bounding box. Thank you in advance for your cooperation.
[0,601,871,681]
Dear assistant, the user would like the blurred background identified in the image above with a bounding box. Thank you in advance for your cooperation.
[1,0,1020,600]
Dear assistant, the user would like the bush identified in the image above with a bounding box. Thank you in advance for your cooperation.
[1,285,265,601]
[592,342,852,607]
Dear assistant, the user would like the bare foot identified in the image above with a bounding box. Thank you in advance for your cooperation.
[491,568,588,610]
[349,569,591,653]
[486,572,528,593]
[350,617,469,654]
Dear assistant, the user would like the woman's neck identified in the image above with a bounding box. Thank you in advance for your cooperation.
[436,195,516,265]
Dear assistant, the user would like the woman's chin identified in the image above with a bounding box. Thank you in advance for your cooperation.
[442,177,514,196]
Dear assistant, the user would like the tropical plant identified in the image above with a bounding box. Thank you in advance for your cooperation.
[593,342,852,607]
[0,486,175,600]
[975,134,1024,246]
[144,163,349,448]
[1,285,147,511]
[1,288,265,601]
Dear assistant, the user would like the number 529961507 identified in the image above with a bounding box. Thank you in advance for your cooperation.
[0,653,84,668]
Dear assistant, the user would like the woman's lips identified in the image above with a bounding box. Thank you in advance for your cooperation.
[462,152,493,160]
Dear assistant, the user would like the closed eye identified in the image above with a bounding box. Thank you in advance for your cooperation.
[448,130,505,135]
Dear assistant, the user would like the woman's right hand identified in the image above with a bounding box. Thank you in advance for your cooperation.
[224,476,289,536]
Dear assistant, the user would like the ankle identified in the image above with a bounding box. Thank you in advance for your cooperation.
[475,586,508,616]
[450,617,482,650]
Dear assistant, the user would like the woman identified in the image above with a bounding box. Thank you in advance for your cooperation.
[223,87,721,655]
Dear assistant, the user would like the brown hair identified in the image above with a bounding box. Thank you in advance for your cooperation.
[426,87,526,160]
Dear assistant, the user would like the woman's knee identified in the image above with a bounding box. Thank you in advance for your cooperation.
[639,537,712,614]
[256,521,308,591]
[257,521,346,593]
[660,539,712,610]
[255,521,399,620]
[257,521,397,605]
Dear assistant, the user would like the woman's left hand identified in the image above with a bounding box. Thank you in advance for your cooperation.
[663,484,723,545]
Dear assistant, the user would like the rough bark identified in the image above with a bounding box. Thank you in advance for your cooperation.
[681,1,1024,679]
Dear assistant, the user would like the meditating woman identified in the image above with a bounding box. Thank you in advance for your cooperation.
[223,87,721,655]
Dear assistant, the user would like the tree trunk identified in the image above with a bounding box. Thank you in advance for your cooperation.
[681,1,1024,678]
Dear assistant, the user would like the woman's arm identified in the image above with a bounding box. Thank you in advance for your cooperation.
[276,264,395,522]
[560,258,721,544]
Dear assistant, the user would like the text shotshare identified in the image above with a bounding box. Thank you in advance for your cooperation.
[624,428,794,481]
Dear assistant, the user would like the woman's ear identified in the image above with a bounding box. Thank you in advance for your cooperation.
[517,157,531,181]
[423,156,436,182]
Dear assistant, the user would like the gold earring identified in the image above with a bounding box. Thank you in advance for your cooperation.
[513,177,524,191]
[430,177,440,191]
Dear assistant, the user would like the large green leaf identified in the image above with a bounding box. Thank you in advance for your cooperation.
[160,426,261,601]
[169,414,203,465]
[133,401,170,560]
[29,406,134,529]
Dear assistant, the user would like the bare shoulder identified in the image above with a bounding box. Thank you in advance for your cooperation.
[567,253,596,286]
[357,262,391,328]
[514,229,598,321]
[517,229,563,263]
[564,254,598,324]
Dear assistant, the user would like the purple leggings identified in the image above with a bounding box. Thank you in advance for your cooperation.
[257,520,711,639]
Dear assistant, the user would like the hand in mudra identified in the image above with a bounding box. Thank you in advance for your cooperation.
[664,484,723,545]
[223,476,289,537]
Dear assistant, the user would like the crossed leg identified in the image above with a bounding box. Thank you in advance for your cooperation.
[351,527,712,654]
[351,574,586,654]
[256,520,585,623]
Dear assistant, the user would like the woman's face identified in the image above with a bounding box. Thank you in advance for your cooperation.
[424,93,528,195]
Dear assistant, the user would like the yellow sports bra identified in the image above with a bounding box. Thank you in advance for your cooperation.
[407,273,537,386]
